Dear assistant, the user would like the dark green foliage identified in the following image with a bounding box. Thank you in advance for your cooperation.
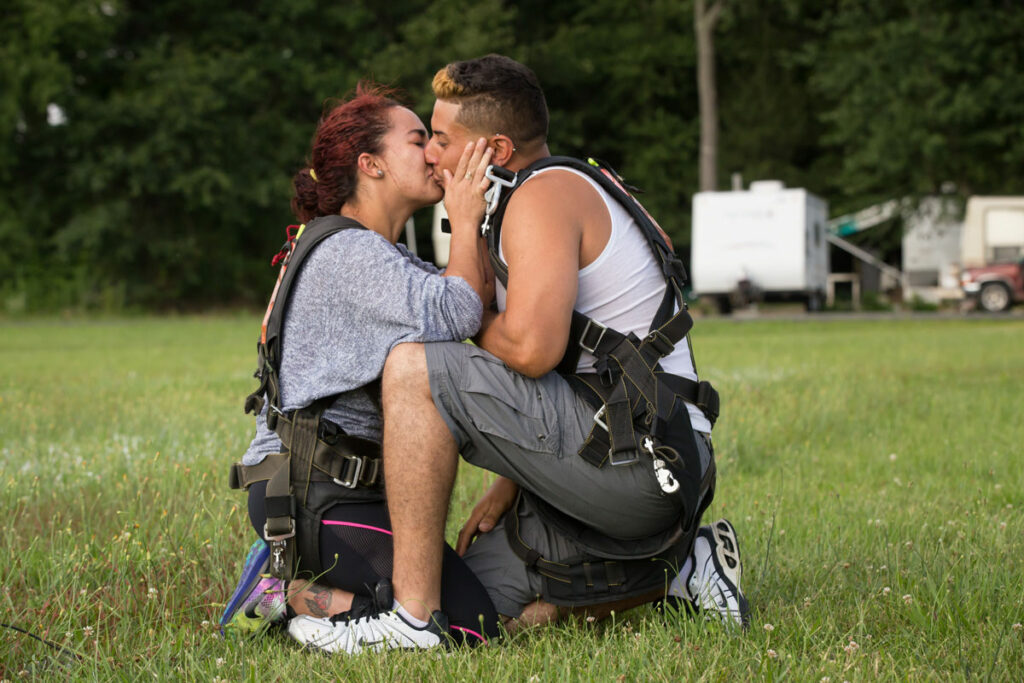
[1,0,1022,311]
[808,0,1024,211]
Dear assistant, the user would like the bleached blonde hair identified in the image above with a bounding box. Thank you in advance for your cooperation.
[431,55,548,147]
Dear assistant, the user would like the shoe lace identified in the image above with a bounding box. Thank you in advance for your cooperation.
[329,599,386,625]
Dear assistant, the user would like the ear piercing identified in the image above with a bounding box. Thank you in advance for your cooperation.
[377,169,384,177]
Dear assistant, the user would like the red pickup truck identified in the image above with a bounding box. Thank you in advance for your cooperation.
[961,259,1024,312]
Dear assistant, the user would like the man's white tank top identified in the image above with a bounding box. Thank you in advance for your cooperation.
[496,166,712,434]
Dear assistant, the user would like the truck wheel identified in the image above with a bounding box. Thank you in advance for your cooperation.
[979,282,1011,312]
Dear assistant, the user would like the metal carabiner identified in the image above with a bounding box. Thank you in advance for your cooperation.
[480,165,517,236]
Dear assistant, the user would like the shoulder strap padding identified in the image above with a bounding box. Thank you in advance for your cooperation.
[264,215,366,369]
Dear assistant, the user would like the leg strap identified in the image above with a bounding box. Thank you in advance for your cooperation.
[503,493,628,596]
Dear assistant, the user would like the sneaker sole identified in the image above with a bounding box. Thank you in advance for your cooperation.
[219,540,270,633]
[708,519,750,627]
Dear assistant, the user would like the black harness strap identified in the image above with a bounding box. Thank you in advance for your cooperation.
[233,214,383,580]
[245,215,369,429]
[503,492,629,594]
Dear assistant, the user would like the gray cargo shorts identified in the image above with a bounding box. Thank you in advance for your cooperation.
[425,341,715,617]
[425,341,677,539]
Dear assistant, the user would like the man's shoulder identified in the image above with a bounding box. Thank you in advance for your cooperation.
[507,165,603,218]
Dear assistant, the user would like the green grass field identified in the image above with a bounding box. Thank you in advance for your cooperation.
[2,315,1022,680]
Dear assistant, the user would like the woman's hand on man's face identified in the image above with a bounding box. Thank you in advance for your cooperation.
[442,137,493,237]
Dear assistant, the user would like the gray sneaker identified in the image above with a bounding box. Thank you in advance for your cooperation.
[671,519,750,628]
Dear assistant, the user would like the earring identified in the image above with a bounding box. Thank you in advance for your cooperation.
[376,169,384,177]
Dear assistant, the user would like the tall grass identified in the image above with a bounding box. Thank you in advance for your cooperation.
[1,315,1021,680]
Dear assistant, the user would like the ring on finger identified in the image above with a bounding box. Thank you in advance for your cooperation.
[465,172,473,180]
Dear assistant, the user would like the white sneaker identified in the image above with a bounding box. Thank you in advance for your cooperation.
[670,519,750,628]
[288,607,448,654]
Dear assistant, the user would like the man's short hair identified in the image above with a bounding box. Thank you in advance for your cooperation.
[432,54,548,149]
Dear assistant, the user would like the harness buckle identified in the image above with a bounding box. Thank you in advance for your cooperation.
[359,458,382,487]
[333,454,365,489]
[609,449,640,467]
[579,319,608,354]
[643,330,675,357]
[263,519,295,542]
[594,405,640,466]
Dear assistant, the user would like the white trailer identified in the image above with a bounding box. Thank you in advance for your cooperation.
[960,196,1024,267]
[691,181,829,311]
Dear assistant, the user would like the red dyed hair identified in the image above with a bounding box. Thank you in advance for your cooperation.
[291,82,400,223]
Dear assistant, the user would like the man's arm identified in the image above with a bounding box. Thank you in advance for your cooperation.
[474,172,591,377]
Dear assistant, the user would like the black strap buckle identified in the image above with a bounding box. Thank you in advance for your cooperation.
[643,330,675,357]
[318,419,341,444]
[579,319,608,354]
[593,405,640,466]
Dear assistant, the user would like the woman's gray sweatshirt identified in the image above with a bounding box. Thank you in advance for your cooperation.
[242,228,482,465]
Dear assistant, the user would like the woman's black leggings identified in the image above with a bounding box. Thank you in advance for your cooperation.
[247,481,499,644]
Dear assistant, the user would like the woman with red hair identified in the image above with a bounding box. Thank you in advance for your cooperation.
[220,84,498,649]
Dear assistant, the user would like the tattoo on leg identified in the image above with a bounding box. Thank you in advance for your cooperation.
[303,583,333,618]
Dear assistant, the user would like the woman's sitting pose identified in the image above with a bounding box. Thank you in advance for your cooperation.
[220,83,498,650]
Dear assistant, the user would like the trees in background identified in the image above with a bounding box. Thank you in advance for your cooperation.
[1,0,1021,311]
[809,0,1024,210]
[695,0,726,192]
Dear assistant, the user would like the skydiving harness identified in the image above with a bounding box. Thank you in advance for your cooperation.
[229,215,384,580]
[481,157,721,601]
